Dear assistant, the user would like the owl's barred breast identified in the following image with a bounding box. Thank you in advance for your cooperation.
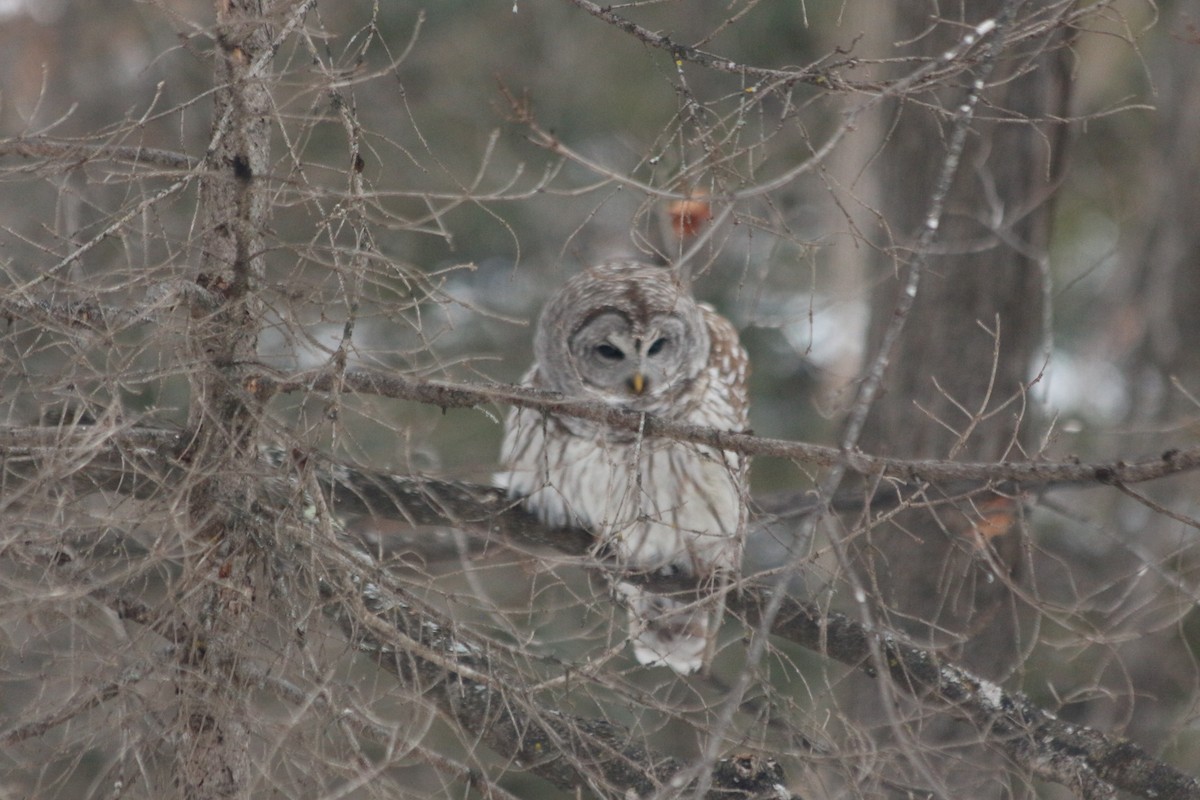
[498,403,743,575]
[496,262,749,672]
[497,302,748,576]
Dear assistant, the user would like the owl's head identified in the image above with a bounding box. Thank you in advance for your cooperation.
[533,262,710,412]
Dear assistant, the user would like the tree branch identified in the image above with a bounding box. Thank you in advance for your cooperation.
[260,367,1200,486]
[318,448,1200,799]
[4,421,1198,797]
[0,281,220,334]
[312,535,793,800]
[562,0,858,91]
[4,412,1200,516]
[0,136,197,170]
[562,0,1087,98]
[754,598,1200,799]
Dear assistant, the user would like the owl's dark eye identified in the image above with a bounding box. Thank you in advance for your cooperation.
[646,337,669,356]
[595,343,624,361]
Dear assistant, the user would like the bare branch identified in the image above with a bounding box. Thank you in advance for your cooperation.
[231,658,527,800]
[0,280,220,333]
[5,419,1199,798]
[0,136,197,170]
[259,368,1200,485]
[1,657,161,747]
[564,0,859,91]
[755,598,1200,800]
[5,411,1200,505]
[314,536,794,800]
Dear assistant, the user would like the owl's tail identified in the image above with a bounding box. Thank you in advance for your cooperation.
[618,582,718,675]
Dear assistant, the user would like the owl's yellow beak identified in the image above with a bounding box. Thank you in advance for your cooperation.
[630,372,646,395]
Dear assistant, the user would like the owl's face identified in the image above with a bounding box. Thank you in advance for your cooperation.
[533,262,711,413]
[567,310,693,403]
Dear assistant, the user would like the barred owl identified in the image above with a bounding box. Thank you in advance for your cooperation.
[497,261,749,673]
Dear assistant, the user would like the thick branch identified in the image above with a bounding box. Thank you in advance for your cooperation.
[0,136,197,170]
[262,368,1200,486]
[4,424,1198,798]
[311,452,1200,800]
[169,0,291,795]
[314,538,792,800]
[754,599,1200,800]
[3,422,1199,521]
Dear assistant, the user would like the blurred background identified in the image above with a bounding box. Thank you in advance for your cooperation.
[1,1,1198,797]
[0,0,1190,470]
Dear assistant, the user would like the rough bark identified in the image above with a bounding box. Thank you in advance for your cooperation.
[173,1,276,797]
[855,0,1073,670]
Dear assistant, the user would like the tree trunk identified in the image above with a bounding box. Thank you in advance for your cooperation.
[852,1,1072,672]
[174,1,274,797]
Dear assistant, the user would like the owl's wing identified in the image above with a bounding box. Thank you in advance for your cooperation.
[698,305,750,430]
[494,367,580,529]
[495,366,540,488]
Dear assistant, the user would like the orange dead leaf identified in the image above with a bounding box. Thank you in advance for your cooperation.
[667,192,712,239]
[969,496,1018,545]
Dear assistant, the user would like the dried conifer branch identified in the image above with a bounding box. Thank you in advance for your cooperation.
[238,659,527,800]
[0,136,197,170]
[320,455,1200,799]
[314,537,794,800]
[4,423,1199,798]
[0,280,220,333]
[0,657,160,747]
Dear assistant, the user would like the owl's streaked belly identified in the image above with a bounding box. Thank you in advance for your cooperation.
[497,409,743,576]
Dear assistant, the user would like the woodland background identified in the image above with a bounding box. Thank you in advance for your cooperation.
[1,1,1199,798]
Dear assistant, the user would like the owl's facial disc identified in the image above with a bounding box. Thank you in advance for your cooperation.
[568,311,691,404]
